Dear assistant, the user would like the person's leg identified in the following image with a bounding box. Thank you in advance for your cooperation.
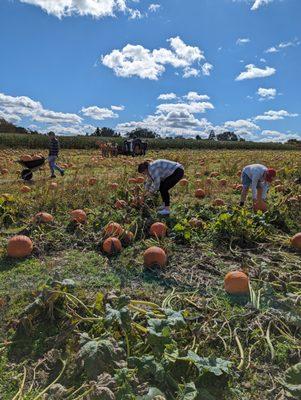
[52,157,65,176]
[48,156,55,177]
[240,172,251,205]
[158,168,184,213]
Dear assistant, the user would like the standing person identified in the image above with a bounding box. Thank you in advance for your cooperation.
[48,131,64,178]
[138,159,184,216]
[240,164,276,210]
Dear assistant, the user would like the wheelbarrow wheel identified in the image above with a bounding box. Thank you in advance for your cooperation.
[21,169,33,181]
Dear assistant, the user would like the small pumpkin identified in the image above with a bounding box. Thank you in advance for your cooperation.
[21,185,31,193]
[70,209,87,223]
[150,222,167,238]
[103,237,122,255]
[224,271,249,295]
[195,188,206,199]
[104,222,124,237]
[88,178,97,186]
[219,179,227,187]
[179,179,188,186]
[49,182,58,190]
[7,235,33,258]
[212,198,225,207]
[144,246,167,268]
[109,183,119,190]
[291,233,301,250]
[34,212,54,223]
[115,199,127,209]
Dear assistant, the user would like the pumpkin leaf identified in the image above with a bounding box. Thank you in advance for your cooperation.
[176,351,232,377]
[177,382,198,400]
[137,387,165,399]
[281,362,301,398]
[128,355,165,382]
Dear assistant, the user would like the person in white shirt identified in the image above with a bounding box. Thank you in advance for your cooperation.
[240,164,276,209]
[138,159,184,216]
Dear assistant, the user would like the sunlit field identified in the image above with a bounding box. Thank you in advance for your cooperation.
[0,148,301,400]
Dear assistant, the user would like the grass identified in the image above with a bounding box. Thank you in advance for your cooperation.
[0,148,300,399]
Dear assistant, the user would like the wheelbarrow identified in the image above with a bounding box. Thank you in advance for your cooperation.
[17,158,46,181]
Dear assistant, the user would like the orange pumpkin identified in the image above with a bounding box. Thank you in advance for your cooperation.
[122,231,134,246]
[212,198,225,207]
[144,246,167,268]
[88,178,97,186]
[34,212,54,223]
[291,233,301,250]
[195,188,206,199]
[21,185,31,193]
[70,209,87,223]
[210,172,219,178]
[150,222,167,238]
[20,155,32,162]
[104,222,124,237]
[135,177,145,184]
[219,179,227,187]
[7,235,33,258]
[224,271,249,295]
[254,200,267,213]
[103,237,122,255]
[1,169,8,175]
[49,182,58,189]
[205,178,213,186]
[128,178,137,184]
[179,179,188,186]
[115,199,127,209]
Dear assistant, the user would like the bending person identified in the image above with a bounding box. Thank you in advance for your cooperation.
[138,159,184,216]
[240,164,276,210]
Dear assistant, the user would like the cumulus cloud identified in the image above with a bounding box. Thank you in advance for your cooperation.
[184,92,210,101]
[148,3,161,12]
[158,93,177,101]
[254,110,299,121]
[41,124,96,136]
[236,64,276,80]
[81,106,119,120]
[251,0,274,10]
[265,38,300,53]
[0,92,82,124]
[201,63,213,76]
[236,38,251,45]
[156,101,214,115]
[111,105,125,111]
[257,87,277,100]
[18,0,141,19]
[102,36,211,80]
[224,119,260,131]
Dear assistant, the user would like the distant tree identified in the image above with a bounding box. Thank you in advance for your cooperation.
[216,131,239,141]
[90,127,119,137]
[208,130,216,140]
[127,128,159,139]
[195,134,201,140]
[0,118,29,134]
[287,138,301,145]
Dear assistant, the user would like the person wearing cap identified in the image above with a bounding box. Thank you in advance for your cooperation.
[138,159,184,216]
[240,164,276,209]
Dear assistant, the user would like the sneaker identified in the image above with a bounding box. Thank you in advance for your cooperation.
[60,170,65,177]
[158,208,170,216]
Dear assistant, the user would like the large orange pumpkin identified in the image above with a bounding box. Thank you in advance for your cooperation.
[103,237,122,255]
[195,189,206,199]
[224,271,249,295]
[291,233,301,250]
[150,222,167,238]
[34,212,54,223]
[144,246,167,268]
[70,209,87,223]
[7,235,33,258]
[104,222,124,237]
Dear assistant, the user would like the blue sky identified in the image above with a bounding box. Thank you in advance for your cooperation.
[0,0,300,141]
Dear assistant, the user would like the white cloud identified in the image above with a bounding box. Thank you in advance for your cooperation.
[251,0,274,11]
[81,106,119,120]
[257,87,277,100]
[201,62,213,76]
[236,64,276,80]
[18,0,141,19]
[0,92,82,124]
[265,39,300,53]
[158,93,177,101]
[148,4,160,12]
[254,110,299,121]
[236,38,251,45]
[42,124,96,136]
[156,101,214,115]
[111,105,125,111]
[224,119,260,131]
[184,92,210,101]
[102,36,210,80]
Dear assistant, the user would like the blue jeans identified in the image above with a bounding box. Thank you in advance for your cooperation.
[48,156,64,176]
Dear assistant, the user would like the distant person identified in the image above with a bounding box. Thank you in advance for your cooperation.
[138,159,184,216]
[240,164,276,209]
[48,132,64,178]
